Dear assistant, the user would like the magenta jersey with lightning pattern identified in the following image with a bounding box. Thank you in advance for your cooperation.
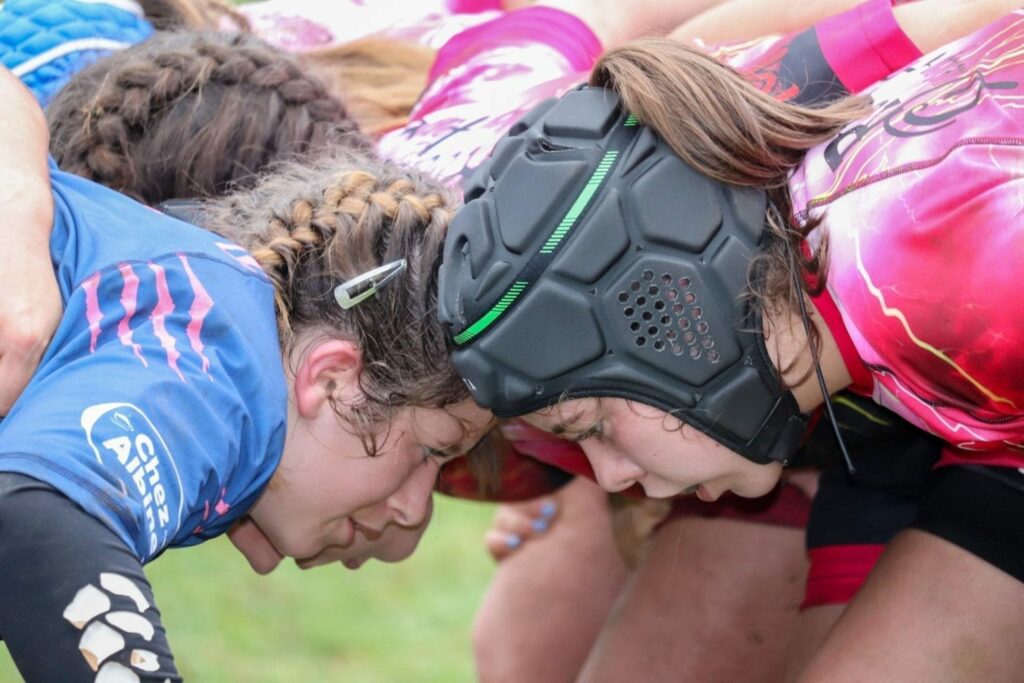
[793,11,1024,468]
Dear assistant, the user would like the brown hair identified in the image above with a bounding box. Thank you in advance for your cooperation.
[590,39,871,360]
[47,31,369,205]
[203,150,470,442]
[139,0,250,32]
[300,37,436,136]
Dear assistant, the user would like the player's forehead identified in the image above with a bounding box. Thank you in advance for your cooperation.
[523,398,601,435]
[407,400,495,453]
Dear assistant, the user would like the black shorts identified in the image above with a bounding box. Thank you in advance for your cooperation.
[0,473,180,681]
[913,464,1024,582]
[800,394,1023,608]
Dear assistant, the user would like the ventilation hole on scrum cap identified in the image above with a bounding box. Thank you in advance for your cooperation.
[636,337,647,347]
[673,344,684,356]
[666,289,678,301]
[647,326,658,336]
[690,347,702,359]
[642,311,653,321]
[697,321,709,334]
[660,315,670,325]
[679,277,691,288]
[684,292,696,304]
[618,292,629,303]
[654,300,665,311]
[666,330,677,341]
[636,296,647,306]
[692,307,703,319]
[708,350,720,363]
[661,274,672,285]
[630,321,641,332]
[684,331,696,345]
[679,318,691,331]
[648,285,658,296]
[702,338,714,349]
[653,340,665,352]
[672,304,684,315]
[630,281,641,292]
[624,307,634,317]
[642,270,654,281]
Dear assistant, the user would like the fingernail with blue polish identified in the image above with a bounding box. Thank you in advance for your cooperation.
[505,534,522,549]
[531,517,550,534]
[539,501,557,518]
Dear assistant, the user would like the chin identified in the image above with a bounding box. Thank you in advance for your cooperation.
[730,468,783,499]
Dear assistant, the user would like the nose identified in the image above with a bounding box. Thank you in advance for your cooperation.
[385,459,437,527]
[582,442,644,493]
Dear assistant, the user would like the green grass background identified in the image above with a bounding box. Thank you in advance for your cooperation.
[0,497,496,681]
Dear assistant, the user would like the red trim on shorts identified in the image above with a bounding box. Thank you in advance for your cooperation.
[802,543,885,610]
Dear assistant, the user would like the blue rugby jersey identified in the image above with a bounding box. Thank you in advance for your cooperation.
[0,163,286,562]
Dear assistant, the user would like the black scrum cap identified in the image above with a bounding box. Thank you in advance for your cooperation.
[438,86,806,465]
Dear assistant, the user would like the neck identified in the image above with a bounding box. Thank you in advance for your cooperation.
[761,295,851,413]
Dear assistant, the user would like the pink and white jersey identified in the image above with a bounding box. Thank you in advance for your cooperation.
[239,0,501,52]
[793,11,1024,468]
[378,1,917,187]
[377,6,600,185]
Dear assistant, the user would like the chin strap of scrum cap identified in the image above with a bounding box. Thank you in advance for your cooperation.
[438,86,808,465]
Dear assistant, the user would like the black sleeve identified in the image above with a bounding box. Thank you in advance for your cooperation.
[0,473,181,682]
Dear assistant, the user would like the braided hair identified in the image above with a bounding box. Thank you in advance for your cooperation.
[203,149,469,438]
[48,31,370,205]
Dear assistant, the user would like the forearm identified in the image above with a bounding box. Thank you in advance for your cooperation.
[0,65,53,280]
[536,0,725,49]
[895,0,1023,54]
[0,66,60,414]
[670,0,862,45]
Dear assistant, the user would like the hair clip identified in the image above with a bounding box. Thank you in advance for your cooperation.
[334,259,407,310]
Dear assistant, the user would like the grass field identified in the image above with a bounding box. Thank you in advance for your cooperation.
[0,496,496,681]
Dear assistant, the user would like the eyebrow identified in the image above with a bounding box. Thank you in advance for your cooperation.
[549,413,589,438]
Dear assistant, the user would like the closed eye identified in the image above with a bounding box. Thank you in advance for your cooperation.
[563,422,603,443]
[421,447,455,465]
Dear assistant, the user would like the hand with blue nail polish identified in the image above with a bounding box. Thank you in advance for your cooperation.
[484,496,559,561]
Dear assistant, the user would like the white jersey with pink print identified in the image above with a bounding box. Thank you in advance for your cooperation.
[793,11,1024,469]
[377,0,919,188]
[377,6,601,186]
[239,0,502,52]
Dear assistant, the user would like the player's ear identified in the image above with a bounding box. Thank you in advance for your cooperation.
[291,339,363,419]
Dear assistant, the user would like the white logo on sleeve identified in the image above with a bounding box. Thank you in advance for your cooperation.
[63,572,173,682]
[81,403,185,559]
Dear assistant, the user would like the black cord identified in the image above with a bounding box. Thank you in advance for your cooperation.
[779,215,856,475]
[793,273,856,474]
